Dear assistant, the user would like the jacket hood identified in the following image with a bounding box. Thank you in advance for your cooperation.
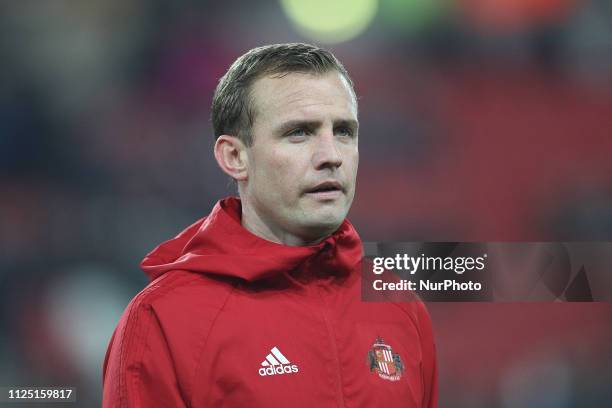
[141,197,363,282]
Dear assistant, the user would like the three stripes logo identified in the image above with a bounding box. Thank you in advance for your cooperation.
[258,346,299,376]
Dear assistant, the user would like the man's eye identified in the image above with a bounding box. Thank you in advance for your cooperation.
[335,127,354,137]
[287,128,307,137]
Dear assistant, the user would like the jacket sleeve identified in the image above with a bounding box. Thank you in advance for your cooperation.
[102,299,187,407]
[416,301,438,408]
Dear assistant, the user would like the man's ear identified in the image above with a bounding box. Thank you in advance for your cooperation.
[214,135,249,181]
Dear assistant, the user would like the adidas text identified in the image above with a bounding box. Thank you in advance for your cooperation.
[258,364,299,376]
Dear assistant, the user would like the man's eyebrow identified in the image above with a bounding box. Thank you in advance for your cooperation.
[334,119,359,131]
[275,119,359,134]
[275,120,321,134]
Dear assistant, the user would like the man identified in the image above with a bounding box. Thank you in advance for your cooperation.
[103,43,437,407]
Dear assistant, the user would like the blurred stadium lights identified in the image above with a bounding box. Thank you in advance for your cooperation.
[279,0,578,43]
[279,0,379,43]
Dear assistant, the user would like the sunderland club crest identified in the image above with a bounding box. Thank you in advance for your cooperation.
[368,337,404,381]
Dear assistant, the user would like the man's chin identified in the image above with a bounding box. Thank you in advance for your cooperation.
[289,199,350,237]
[299,212,345,236]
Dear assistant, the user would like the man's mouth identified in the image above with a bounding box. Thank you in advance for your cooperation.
[305,181,344,199]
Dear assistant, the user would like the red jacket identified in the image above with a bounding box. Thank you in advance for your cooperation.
[103,197,438,407]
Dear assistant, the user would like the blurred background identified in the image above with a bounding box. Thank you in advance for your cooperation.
[1,0,611,406]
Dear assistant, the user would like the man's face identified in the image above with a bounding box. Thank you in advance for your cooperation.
[242,70,359,242]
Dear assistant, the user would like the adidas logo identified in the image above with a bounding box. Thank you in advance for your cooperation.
[258,346,299,376]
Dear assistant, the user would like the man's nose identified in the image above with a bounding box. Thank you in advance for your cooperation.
[313,131,343,170]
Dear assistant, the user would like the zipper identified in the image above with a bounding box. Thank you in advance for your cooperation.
[316,284,347,408]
